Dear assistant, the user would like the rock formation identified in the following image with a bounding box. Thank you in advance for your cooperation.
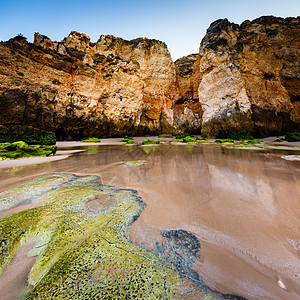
[198,16,300,137]
[0,16,299,139]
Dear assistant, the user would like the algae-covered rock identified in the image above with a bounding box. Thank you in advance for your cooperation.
[0,141,57,159]
[0,174,244,299]
[0,174,181,299]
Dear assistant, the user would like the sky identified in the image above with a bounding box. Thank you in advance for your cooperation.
[0,0,299,60]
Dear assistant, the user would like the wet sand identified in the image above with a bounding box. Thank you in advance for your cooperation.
[0,140,300,299]
[0,243,36,300]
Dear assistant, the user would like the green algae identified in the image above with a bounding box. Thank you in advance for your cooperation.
[0,174,182,299]
[170,139,183,143]
[124,160,146,166]
[141,139,160,145]
[80,137,101,143]
[120,137,136,144]
[0,141,57,160]
[0,174,244,299]
[182,136,196,143]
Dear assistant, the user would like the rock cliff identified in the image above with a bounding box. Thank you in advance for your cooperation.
[198,16,300,137]
[0,16,299,139]
[0,33,182,139]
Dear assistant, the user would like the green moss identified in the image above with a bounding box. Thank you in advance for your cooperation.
[0,174,181,299]
[0,128,56,145]
[275,138,285,142]
[175,132,190,139]
[196,136,205,141]
[215,139,234,144]
[285,132,300,142]
[0,207,44,273]
[171,139,183,143]
[141,139,160,145]
[120,138,136,144]
[0,173,242,299]
[0,142,57,160]
[158,133,173,138]
[246,140,262,144]
[124,160,146,166]
[80,138,100,143]
[182,136,196,143]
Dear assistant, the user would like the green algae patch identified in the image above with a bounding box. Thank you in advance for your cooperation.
[0,141,57,160]
[80,137,101,143]
[0,174,243,299]
[182,136,196,143]
[141,139,160,145]
[175,132,190,139]
[171,139,183,143]
[215,139,234,144]
[0,174,181,299]
[120,137,136,144]
[285,132,300,142]
[196,136,206,141]
[124,160,146,166]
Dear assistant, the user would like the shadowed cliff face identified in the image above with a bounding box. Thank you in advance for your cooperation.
[0,16,299,139]
[198,16,300,137]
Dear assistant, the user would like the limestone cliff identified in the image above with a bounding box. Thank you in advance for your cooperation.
[0,16,299,139]
[198,16,300,137]
[0,33,185,139]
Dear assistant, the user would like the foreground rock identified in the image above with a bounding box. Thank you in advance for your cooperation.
[0,173,244,299]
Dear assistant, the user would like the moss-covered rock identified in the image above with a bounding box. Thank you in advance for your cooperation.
[175,132,190,139]
[0,174,245,299]
[141,139,160,145]
[285,132,300,142]
[182,136,196,143]
[120,137,136,144]
[0,141,57,159]
[196,136,206,141]
[80,137,100,142]
[214,139,234,144]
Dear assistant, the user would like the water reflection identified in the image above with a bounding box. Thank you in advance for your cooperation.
[0,144,299,299]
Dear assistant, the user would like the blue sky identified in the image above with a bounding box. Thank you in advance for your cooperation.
[0,0,299,60]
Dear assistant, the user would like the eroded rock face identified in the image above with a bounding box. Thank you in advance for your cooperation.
[0,33,185,139]
[198,16,300,137]
[174,54,203,133]
[0,16,299,139]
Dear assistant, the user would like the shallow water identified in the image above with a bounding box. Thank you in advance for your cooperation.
[0,142,300,299]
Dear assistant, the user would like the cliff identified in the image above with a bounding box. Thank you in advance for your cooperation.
[198,16,300,137]
[0,16,299,139]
